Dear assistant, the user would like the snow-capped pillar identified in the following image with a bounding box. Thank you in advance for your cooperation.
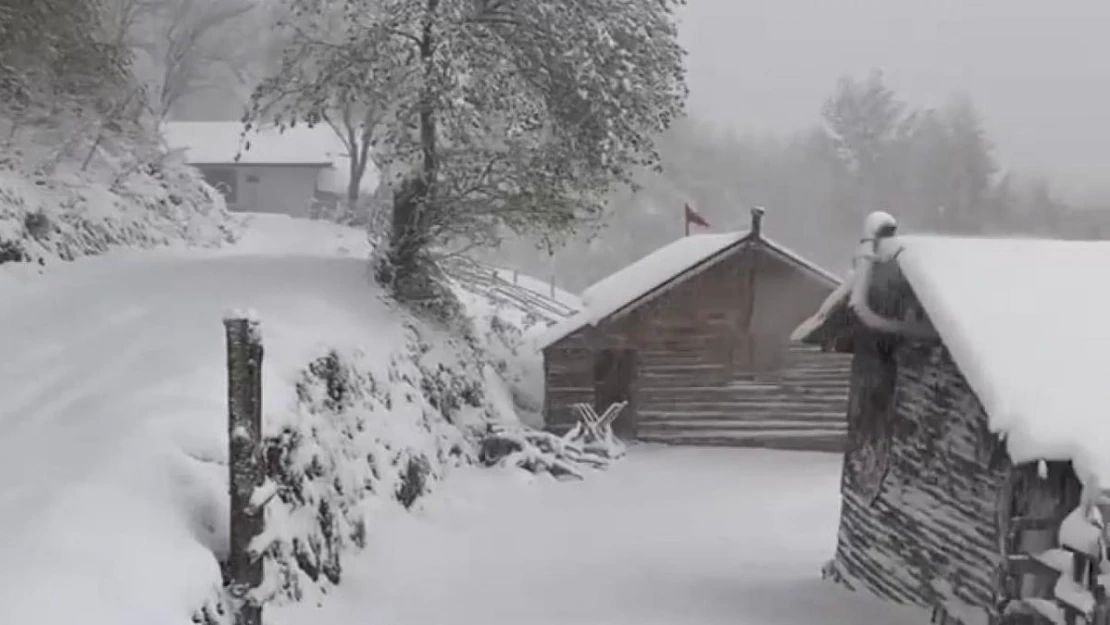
[750,206,765,239]
[848,211,935,337]
[224,313,265,625]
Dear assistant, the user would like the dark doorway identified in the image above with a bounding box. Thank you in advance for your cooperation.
[593,349,637,439]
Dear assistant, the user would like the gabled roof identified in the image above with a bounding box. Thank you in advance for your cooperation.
[536,228,841,350]
[162,121,341,166]
[793,224,1110,488]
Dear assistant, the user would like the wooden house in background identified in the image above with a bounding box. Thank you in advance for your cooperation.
[162,121,379,217]
[793,214,1110,625]
[536,208,854,451]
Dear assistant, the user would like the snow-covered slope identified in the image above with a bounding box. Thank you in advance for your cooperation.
[230,214,554,426]
[0,216,525,625]
[0,162,232,279]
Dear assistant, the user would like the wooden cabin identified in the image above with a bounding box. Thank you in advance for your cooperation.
[793,213,1110,625]
[536,208,854,451]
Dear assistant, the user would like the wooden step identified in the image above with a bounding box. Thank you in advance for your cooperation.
[638,418,845,432]
[781,371,852,381]
[638,389,848,402]
[638,398,848,409]
[636,430,846,453]
[638,406,847,419]
[640,398,848,409]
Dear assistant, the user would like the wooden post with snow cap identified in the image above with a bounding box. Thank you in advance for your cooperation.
[224,311,264,625]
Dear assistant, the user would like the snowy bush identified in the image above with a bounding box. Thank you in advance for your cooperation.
[246,340,479,609]
[189,311,615,622]
[453,287,549,426]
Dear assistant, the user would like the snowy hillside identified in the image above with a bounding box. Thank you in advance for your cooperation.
[0,160,233,280]
[0,215,562,625]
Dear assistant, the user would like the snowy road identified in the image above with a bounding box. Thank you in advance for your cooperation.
[0,219,406,624]
[273,446,926,625]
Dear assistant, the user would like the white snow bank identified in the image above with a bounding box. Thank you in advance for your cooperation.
[0,233,520,624]
[0,164,232,281]
[892,235,1110,485]
[0,254,386,624]
[268,447,927,625]
[230,212,373,257]
[230,214,558,428]
[453,285,547,427]
[0,210,594,624]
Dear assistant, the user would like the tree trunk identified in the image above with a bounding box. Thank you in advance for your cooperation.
[386,0,439,298]
[346,153,363,222]
[390,176,429,274]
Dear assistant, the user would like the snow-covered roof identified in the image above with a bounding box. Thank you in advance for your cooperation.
[536,231,840,349]
[162,121,343,166]
[794,226,1110,486]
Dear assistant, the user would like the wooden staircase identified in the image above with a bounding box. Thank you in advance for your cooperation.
[635,344,852,452]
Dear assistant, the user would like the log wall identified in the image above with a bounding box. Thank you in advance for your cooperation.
[829,337,1010,625]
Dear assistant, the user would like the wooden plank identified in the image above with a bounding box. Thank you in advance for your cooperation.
[1007,554,1064,579]
[1011,516,1067,533]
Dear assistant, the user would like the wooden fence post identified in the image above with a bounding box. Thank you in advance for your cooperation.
[224,315,264,625]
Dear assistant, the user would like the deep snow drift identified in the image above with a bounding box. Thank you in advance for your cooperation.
[271,446,927,625]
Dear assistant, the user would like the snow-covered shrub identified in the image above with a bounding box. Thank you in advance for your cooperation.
[189,307,620,622]
[193,323,494,616]
[453,287,549,426]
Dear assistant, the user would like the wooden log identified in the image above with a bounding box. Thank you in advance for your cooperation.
[224,315,265,625]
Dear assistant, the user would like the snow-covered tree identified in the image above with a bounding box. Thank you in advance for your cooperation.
[822,70,915,218]
[248,0,687,299]
[117,0,259,121]
[0,0,143,171]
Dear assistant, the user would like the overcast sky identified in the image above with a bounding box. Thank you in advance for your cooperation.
[678,0,1110,202]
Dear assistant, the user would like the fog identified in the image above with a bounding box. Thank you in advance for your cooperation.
[142,0,1110,287]
[680,0,1110,203]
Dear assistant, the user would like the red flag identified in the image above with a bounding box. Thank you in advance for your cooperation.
[684,203,710,235]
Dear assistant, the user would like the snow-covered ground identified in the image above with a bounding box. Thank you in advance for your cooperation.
[272,446,925,625]
[0,251,387,622]
[0,214,922,625]
[0,214,518,624]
